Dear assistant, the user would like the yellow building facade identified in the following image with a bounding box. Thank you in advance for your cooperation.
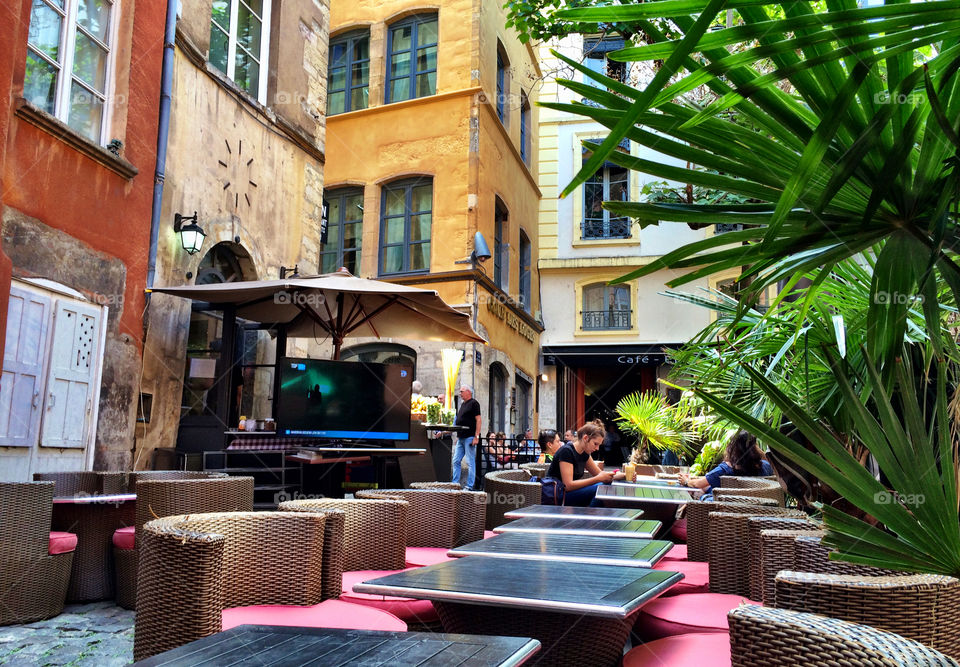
[323,0,543,438]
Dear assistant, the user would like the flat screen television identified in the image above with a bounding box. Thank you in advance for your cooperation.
[276,358,412,441]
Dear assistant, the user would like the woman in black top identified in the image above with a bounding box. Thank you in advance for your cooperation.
[546,420,622,506]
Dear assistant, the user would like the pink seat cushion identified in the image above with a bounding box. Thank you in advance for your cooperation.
[112,525,135,550]
[341,570,439,624]
[669,518,687,543]
[623,632,731,667]
[483,530,498,539]
[654,559,710,596]
[637,594,760,641]
[222,599,407,633]
[662,543,688,560]
[48,531,78,555]
[405,546,454,567]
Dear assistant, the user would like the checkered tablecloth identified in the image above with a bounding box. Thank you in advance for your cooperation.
[226,437,322,450]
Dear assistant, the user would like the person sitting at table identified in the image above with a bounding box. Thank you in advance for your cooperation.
[563,429,576,446]
[486,431,513,469]
[536,429,563,464]
[545,420,623,506]
[677,429,773,500]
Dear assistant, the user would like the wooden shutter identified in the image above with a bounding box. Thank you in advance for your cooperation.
[0,286,51,447]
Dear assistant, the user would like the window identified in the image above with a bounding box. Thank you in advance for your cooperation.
[488,363,507,434]
[380,178,432,275]
[515,375,531,434]
[386,14,437,103]
[583,138,631,239]
[327,31,369,115]
[496,44,509,124]
[583,37,627,104]
[494,199,508,290]
[209,0,272,102]
[518,230,531,313]
[520,91,531,165]
[582,283,631,330]
[24,0,116,144]
[320,188,363,275]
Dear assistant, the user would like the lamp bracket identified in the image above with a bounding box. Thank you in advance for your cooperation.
[174,211,198,232]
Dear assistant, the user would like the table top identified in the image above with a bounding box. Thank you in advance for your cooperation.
[353,557,682,618]
[448,532,673,568]
[134,624,540,666]
[614,476,682,488]
[597,484,694,505]
[492,517,661,539]
[503,505,644,521]
[53,493,136,504]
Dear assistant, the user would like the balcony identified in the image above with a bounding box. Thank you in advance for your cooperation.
[582,216,632,240]
[582,309,632,330]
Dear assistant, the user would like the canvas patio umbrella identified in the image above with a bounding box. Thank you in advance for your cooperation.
[147,268,485,358]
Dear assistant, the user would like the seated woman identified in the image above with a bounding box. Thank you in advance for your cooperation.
[678,430,773,500]
[486,431,513,469]
[536,429,563,464]
[545,420,622,506]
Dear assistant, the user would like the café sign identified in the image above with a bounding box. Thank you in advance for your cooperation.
[486,298,536,342]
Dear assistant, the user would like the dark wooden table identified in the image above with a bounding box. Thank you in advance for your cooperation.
[493,516,661,539]
[503,504,643,521]
[134,624,540,666]
[51,493,136,601]
[354,557,681,667]
[449,532,672,567]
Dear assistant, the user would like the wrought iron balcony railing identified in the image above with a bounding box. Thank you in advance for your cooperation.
[582,310,632,330]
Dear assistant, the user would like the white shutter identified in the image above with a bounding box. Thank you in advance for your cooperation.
[0,286,50,447]
[40,300,102,448]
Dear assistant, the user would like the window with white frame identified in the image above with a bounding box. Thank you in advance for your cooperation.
[209,0,272,103]
[24,0,117,144]
[581,283,631,330]
[582,138,631,239]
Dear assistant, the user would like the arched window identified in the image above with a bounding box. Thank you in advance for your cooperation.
[494,198,508,290]
[380,177,432,275]
[488,362,507,434]
[582,138,631,239]
[496,42,510,125]
[520,91,531,165]
[386,14,438,103]
[320,187,363,274]
[328,29,370,115]
[581,283,631,330]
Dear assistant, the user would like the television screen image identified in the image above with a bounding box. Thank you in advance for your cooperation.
[276,358,412,441]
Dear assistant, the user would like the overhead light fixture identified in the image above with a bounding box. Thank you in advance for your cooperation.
[174,211,206,255]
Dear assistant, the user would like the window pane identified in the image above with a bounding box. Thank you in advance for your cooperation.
[612,286,631,310]
[76,0,111,42]
[417,72,436,98]
[28,1,63,60]
[417,19,438,46]
[584,182,603,219]
[344,194,363,221]
[384,217,404,244]
[328,66,345,92]
[237,5,262,55]
[390,77,409,103]
[383,246,402,273]
[390,52,411,80]
[73,31,108,90]
[352,37,369,62]
[320,253,338,274]
[583,286,603,311]
[416,45,436,73]
[350,86,368,112]
[235,49,260,94]
[326,91,345,115]
[211,0,231,30]
[384,189,406,216]
[24,50,58,113]
[343,222,362,249]
[343,249,360,275]
[391,25,412,52]
[410,242,430,271]
[242,0,263,17]
[330,42,346,68]
[350,61,368,88]
[327,197,341,228]
[411,185,431,213]
[68,80,103,142]
[209,25,229,73]
[410,213,431,241]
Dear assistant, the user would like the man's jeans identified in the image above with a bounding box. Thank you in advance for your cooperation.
[451,436,477,488]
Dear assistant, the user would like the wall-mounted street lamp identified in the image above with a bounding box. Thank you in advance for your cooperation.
[174,211,206,255]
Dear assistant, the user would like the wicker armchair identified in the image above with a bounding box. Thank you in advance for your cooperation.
[728,604,959,666]
[747,517,822,604]
[0,482,74,625]
[133,510,335,661]
[715,476,785,506]
[280,497,409,571]
[683,495,780,562]
[358,487,485,547]
[483,468,541,530]
[520,462,549,477]
[114,476,254,609]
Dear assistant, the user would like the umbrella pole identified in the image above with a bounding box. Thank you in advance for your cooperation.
[333,336,342,360]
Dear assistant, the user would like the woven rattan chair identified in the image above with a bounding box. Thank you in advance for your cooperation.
[746,517,821,604]
[133,510,336,661]
[715,476,785,506]
[114,476,254,609]
[358,487,485,547]
[483,468,541,529]
[33,471,129,495]
[729,604,959,666]
[520,462,549,477]
[707,508,808,596]
[683,496,780,562]
[0,482,74,625]
[773,571,960,659]
[280,497,408,571]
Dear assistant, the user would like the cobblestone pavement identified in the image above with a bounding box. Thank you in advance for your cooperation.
[0,603,133,666]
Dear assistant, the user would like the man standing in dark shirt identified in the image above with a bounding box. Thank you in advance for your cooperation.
[451,385,481,489]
